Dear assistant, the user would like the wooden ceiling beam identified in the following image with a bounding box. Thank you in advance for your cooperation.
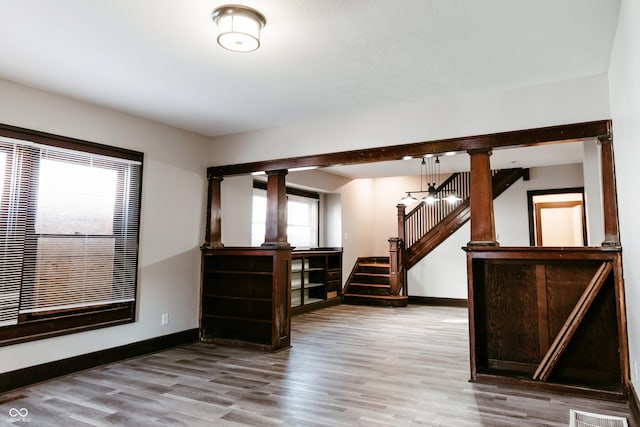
[207,120,611,177]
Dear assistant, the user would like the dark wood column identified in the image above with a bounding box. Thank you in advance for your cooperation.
[467,149,498,247]
[262,169,290,248]
[205,173,224,248]
[599,135,620,247]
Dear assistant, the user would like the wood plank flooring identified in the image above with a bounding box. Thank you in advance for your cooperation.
[0,304,634,426]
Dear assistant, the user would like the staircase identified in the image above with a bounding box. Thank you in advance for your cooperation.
[342,257,408,307]
[342,168,526,307]
[404,168,526,269]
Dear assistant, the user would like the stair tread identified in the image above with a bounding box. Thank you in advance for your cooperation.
[359,263,390,267]
[343,293,408,300]
[349,283,390,288]
[354,272,389,277]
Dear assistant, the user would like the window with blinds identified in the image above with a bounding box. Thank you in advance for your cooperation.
[0,126,142,345]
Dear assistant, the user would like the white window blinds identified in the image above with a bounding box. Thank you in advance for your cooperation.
[0,137,141,325]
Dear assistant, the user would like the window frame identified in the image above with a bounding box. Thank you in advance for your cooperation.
[0,123,143,347]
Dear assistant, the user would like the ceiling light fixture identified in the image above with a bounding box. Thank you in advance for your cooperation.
[212,5,266,53]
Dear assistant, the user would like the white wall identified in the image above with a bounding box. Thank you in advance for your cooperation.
[583,140,604,245]
[608,0,640,393]
[495,164,585,245]
[0,80,210,373]
[335,179,376,280]
[323,193,342,247]
[208,75,610,165]
[220,175,253,246]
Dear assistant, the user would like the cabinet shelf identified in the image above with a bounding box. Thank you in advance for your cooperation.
[291,249,342,311]
[306,282,325,289]
[202,313,272,324]
[206,270,273,276]
[203,294,272,302]
[200,247,291,351]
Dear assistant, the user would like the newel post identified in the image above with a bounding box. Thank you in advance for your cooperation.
[397,203,406,244]
[262,169,290,248]
[599,134,621,247]
[388,238,401,295]
[205,173,224,248]
[467,149,499,247]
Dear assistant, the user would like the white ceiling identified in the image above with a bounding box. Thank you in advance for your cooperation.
[0,1,620,139]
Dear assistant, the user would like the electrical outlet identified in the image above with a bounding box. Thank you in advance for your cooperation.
[161,313,169,326]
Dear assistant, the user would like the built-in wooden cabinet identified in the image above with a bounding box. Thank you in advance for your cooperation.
[291,249,342,311]
[200,247,291,351]
[465,246,628,399]
[199,247,342,350]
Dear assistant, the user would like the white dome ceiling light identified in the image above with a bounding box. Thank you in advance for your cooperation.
[212,5,266,53]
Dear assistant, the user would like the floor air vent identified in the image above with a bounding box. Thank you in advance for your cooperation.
[569,410,628,427]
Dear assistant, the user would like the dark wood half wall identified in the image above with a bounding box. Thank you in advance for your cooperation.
[464,246,629,399]
[208,120,611,176]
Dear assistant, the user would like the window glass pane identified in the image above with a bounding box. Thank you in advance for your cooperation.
[287,194,318,247]
[23,237,117,312]
[288,200,311,226]
[251,189,267,246]
[252,191,266,222]
[36,159,117,235]
[251,223,265,247]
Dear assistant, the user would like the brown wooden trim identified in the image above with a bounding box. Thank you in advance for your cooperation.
[0,328,199,394]
[0,303,135,347]
[612,251,631,395]
[527,187,586,246]
[261,170,290,248]
[0,122,144,162]
[467,253,480,382]
[534,201,585,246]
[600,136,621,246]
[468,149,498,246]
[205,174,224,248]
[208,120,610,176]
[473,373,625,401]
[463,246,621,259]
[407,296,468,307]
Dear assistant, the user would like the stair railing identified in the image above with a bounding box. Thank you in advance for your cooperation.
[403,171,471,248]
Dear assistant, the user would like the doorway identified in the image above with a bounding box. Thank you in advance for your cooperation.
[527,188,587,247]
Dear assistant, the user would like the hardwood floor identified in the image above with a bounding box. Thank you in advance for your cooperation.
[0,304,633,426]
